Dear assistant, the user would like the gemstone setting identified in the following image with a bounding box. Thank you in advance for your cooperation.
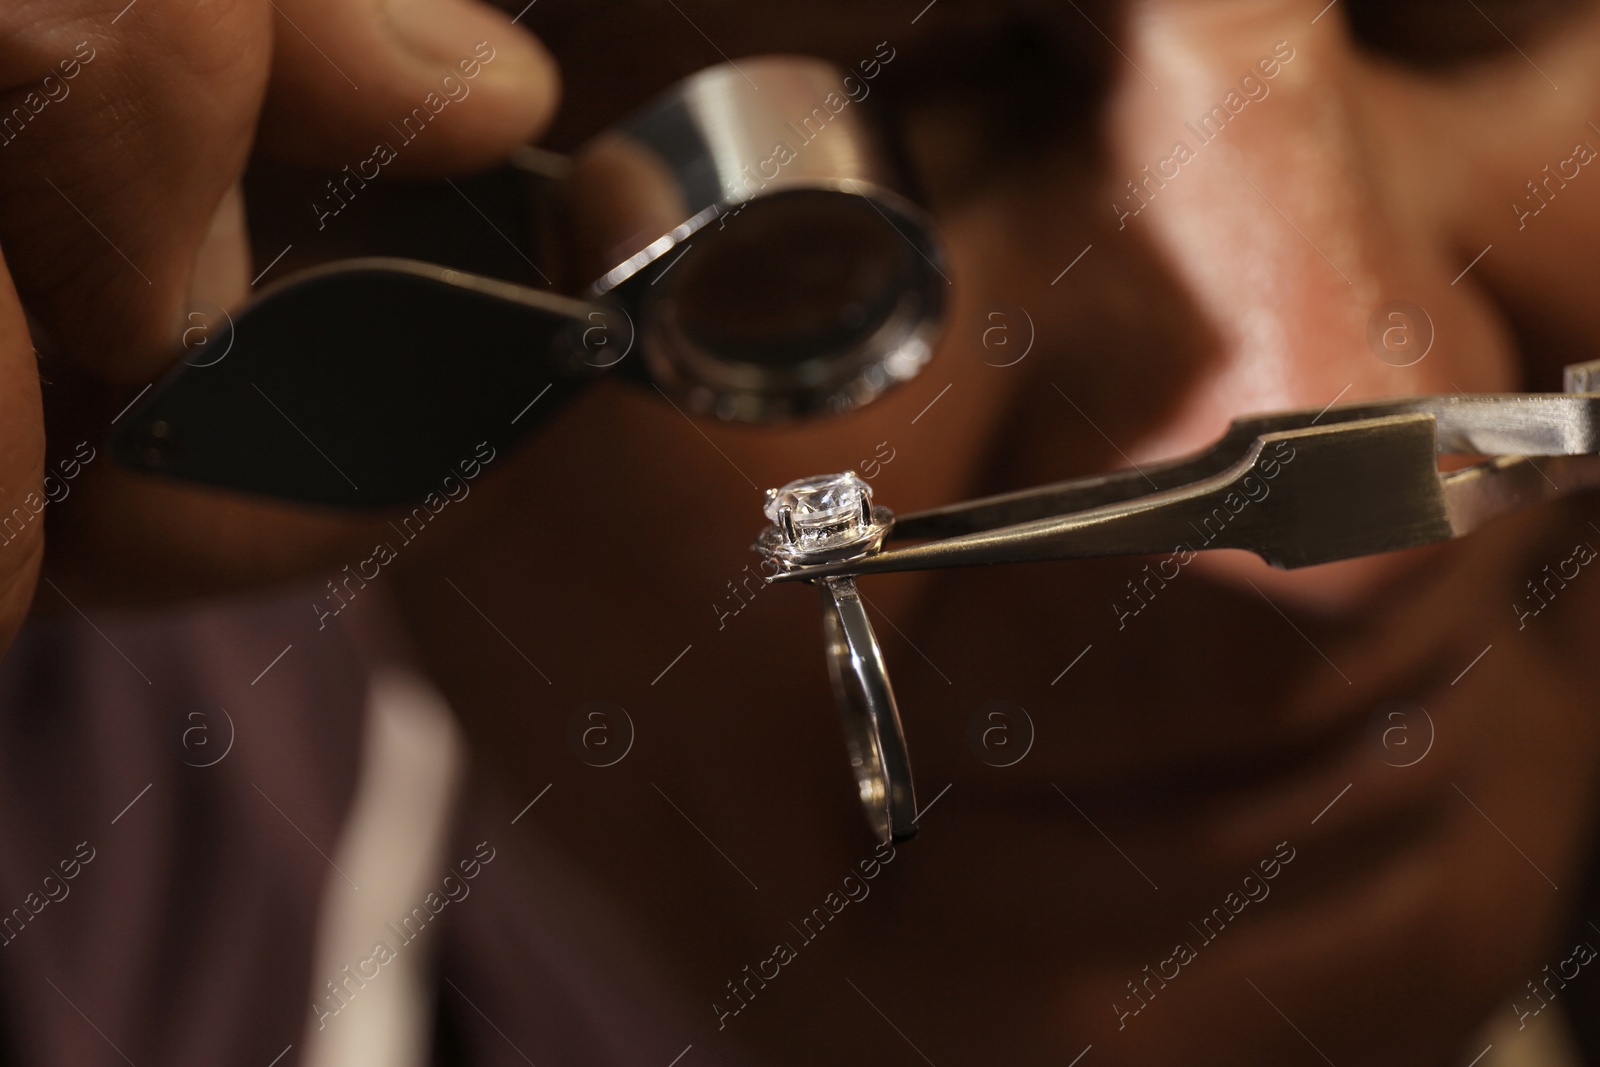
[758,471,891,565]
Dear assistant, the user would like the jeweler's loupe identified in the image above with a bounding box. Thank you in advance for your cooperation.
[111,56,947,508]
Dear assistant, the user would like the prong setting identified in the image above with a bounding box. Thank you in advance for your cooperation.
[756,470,892,565]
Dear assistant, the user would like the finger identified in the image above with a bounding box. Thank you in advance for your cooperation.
[255,0,560,176]
[0,4,386,607]
[0,248,46,652]
[36,172,396,606]
[0,0,272,383]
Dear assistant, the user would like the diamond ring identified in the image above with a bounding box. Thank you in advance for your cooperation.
[757,471,918,842]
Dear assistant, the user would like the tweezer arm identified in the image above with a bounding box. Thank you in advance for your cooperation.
[892,393,1600,541]
[773,396,1600,583]
[1444,453,1600,536]
[775,413,1453,580]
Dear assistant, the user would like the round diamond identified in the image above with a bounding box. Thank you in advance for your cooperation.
[763,471,881,558]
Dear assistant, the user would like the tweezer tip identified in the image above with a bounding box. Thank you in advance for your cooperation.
[765,562,857,583]
[764,568,815,584]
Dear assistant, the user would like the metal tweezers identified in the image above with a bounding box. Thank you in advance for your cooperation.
[775,362,1600,585]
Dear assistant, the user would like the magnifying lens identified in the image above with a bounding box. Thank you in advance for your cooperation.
[110,56,948,508]
[565,58,944,422]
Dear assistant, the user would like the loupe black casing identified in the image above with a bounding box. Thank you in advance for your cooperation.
[110,56,948,509]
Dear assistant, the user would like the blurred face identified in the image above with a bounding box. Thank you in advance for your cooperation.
[392,0,1600,1063]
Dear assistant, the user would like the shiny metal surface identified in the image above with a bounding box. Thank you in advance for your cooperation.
[818,576,918,844]
[772,374,1600,583]
[754,471,914,842]
[564,56,945,421]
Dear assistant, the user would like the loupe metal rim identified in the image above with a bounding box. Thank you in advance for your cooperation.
[587,204,722,297]
[560,54,948,424]
[619,181,946,422]
[585,175,934,299]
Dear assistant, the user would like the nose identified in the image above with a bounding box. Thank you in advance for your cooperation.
[1097,0,1521,607]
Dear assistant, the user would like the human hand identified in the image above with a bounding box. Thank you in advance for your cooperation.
[0,0,560,626]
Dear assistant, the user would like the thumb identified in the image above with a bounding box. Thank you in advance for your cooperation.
[255,0,560,176]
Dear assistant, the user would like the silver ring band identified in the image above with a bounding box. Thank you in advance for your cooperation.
[817,576,918,843]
